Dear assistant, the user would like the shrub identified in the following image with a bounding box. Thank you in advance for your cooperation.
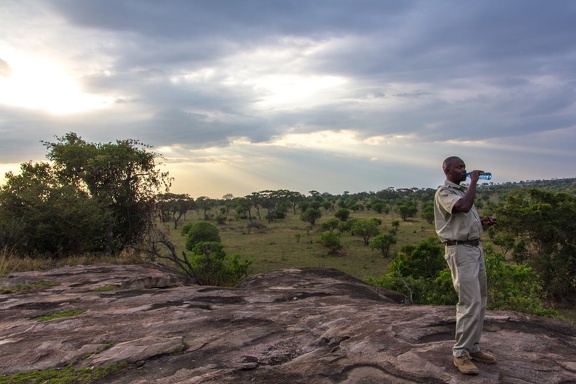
[246,222,267,233]
[369,233,397,257]
[187,242,252,286]
[318,231,343,254]
[185,222,221,251]
[351,218,380,245]
[300,208,322,226]
[334,208,350,221]
[368,239,557,317]
[319,218,340,232]
[180,223,194,237]
[484,244,557,316]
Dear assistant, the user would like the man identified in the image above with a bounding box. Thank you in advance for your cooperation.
[434,156,497,375]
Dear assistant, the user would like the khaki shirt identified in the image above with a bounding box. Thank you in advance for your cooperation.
[434,180,483,242]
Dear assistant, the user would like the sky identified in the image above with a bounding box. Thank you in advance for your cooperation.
[1,1,575,198]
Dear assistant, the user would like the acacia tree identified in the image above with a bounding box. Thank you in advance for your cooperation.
[300,207,322,226]
[247,192,263,220]
[157,193,195,229]
[222,193,234,220]
[370,232,397,257]
[285,190,305,215]
[351,218,380,245]
[233,197,253,221]
[258,190,291,223]
[195,196,214,220]
[42,132,171,254]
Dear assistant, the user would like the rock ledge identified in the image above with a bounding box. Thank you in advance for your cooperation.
[1,263,575,383]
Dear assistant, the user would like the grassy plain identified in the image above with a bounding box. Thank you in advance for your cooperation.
[170,208,437,282]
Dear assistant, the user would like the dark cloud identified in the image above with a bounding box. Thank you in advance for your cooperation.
[49,0,409,38]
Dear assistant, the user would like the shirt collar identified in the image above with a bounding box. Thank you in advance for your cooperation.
[444,180,467,191]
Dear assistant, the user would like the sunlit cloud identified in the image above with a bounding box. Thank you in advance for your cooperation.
[206,39,350,110]
[0,57,113,115]
[0,163,21,179]
[251,74,348,109]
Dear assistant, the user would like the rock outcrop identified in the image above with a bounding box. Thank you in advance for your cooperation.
[1,263,575,383]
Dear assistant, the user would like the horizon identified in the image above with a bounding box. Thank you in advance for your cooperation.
[163,174,576,200]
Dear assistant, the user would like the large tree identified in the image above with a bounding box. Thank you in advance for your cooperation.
[44,133,171,254]
[0,162,107,256]
[0,132,172,256]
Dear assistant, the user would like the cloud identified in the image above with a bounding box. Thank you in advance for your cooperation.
[0,58,11,77]
[0,0,575,196]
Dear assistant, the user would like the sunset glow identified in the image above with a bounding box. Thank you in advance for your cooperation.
[0,58,110,115]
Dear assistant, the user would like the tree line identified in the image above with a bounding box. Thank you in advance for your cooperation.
[1,133,575,308]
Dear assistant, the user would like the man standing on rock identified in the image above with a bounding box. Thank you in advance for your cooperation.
[433,156,497,375]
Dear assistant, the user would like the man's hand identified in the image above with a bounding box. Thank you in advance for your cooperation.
[481,216,497,227]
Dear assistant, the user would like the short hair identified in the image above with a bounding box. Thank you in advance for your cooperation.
[442,156,461,174]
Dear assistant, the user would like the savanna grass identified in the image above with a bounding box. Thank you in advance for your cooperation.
[33,309,86,322]
[0,280,58,294]
[0,248,145,276]
[170,208,437,281]
[0,362,127,384]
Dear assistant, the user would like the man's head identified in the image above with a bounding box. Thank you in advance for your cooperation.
[442,156,467,184]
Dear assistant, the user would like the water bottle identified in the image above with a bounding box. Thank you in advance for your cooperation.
[466,172,492,180]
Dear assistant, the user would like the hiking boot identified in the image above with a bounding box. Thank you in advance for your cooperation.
[454,353,478,375]
[470,350,497,364]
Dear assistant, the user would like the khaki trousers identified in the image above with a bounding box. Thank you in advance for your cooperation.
[444,243,487,357]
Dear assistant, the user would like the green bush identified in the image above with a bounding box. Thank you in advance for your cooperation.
[368,239,556,317]
[185,222,221,251]
[179,222,194,237]
[489,188,576,303]
[187,241,252,286]
[351,218,380,245]
[369,233,397,258]
[319,218,340,232]
[484,244,557,316]
[318,231,343,254]
[334,208,350,221]
[337,219,357,233]
[395,237,445,279]
[300,208,322,226]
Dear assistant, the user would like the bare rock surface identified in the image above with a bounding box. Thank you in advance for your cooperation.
[1,263,575,383]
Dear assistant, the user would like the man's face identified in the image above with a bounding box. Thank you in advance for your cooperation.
[446,158,467,183]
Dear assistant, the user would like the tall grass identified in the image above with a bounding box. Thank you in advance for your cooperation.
[0,246,145,276]
[0,246,21,276]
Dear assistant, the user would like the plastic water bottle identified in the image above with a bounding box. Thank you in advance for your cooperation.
[466,172,492,180]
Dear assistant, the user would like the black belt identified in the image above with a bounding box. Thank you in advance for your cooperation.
[443,239,480,246]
